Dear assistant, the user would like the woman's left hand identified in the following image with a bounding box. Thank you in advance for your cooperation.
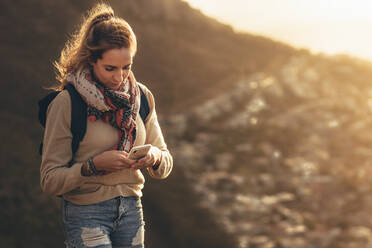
[130,145,162,170]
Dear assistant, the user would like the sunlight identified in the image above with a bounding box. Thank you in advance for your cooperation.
[184,0,372,61]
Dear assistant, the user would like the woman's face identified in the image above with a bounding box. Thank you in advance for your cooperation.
[91,47,133,90]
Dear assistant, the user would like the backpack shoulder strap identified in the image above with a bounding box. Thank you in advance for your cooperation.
[138,84,150,123]
[38,91,60,128]
[38,90,60,155]
[64,84,87,157]
[38,85,87,166]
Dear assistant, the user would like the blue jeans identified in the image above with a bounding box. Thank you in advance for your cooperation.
[62,196,145,248]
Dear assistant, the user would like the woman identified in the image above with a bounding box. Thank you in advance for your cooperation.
[40,3,173,248]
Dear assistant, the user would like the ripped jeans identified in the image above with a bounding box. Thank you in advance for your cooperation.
[62,196,145,248]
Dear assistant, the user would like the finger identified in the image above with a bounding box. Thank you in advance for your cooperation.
[143,154,155,166]
[119,151,129,157]
[130,156,145,169]
[137,157,147,164]
[131,159,148,169]
[130,161,142,170]
[118,152,129,161]
[131,157,154,169]
[138,152,154,163]
[113,162,127,170]
[120,155,136,165]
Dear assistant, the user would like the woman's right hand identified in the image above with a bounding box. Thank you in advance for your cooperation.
[92,150,136,173]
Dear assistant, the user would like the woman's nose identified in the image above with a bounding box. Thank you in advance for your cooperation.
[113,70,128,83]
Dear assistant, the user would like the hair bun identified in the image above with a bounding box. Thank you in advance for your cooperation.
[92,13,114,26]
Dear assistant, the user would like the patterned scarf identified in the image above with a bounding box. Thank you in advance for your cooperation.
[66,67,140,152]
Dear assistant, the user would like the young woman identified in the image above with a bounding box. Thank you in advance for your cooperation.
[40,3,173,247]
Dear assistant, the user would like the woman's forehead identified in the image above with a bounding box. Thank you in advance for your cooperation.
[100,47,133,66]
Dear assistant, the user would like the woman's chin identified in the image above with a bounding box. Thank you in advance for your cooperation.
[109,83,121,90]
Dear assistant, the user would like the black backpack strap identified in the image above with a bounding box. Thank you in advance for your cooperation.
[64,84,87,160]
[138,85,150,123]
[38,91,60,128]
[38,85,86,166]
[38,91,60,155]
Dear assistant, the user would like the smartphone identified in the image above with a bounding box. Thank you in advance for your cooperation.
[128,144,151,160]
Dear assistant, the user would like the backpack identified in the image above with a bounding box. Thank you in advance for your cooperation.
[38,84,150,161]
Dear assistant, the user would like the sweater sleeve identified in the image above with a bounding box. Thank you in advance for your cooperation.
[142,86,173,179]
[40,90,87,196]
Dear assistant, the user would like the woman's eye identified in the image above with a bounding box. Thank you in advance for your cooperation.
[105,68,114,72]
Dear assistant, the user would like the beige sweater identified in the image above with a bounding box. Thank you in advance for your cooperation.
[40,83,173,205]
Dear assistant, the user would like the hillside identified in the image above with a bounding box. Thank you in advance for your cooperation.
[0,0,295,116]
[169,54,372,247]
[2,0,372,247]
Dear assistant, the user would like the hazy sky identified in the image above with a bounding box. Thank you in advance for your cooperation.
[184,0,372,62]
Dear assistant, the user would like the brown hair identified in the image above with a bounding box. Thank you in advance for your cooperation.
[54,2,137,89]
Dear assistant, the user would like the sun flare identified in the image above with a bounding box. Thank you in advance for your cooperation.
[184,0,372,61]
